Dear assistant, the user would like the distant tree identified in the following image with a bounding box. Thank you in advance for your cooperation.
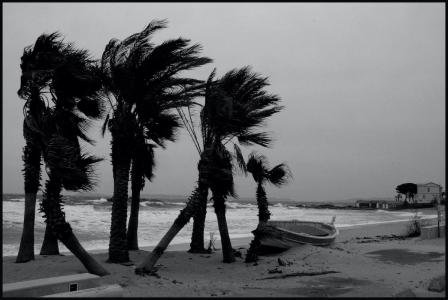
[396,183,417,204]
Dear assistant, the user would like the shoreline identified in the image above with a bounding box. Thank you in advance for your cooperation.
[3,218,445,297]
[2,215,441,258]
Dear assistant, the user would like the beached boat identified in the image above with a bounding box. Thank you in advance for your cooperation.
[255,219,339,250]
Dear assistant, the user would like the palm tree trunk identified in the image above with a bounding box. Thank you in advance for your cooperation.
[245,233,261,263]
[41,176,109,276]
[16,193,38,262]
[40,223,60,255]
[16,143,42,263]
[189,172,209,253]
[246,183,269,263]
[213,193,235,263]
[256,183,270,223]
[135,181,206,274]
[108,156,131,263]
[127,162,142,250]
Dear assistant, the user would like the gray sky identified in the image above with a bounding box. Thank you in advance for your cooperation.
[2,3,445,202]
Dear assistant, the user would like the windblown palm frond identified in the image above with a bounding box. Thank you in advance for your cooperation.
[246,151,292,187]
[19,32,105,145]
[101,19,212,181]
[197,66,282,150]
[233,144,247,175]
[237,131,272,147]
[246,152,269,183]
[141,112,181,148]
[45,135,102,191]
[267,163,292,187]
[18,32,106,195]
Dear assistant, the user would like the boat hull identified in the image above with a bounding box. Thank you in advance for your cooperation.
[256,220,339,250]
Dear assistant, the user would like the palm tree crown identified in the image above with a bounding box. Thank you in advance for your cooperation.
[18,32,105,190]
[101,19,212,176]
[246,152,291,187]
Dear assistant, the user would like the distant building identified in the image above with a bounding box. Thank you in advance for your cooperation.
[414,182,443,204]
[355,200,400,209]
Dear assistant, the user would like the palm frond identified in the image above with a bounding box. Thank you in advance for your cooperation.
[246,151,269,183]
[237,131,272,148]
[45,134,103,191]
[267,163,292,187]
[233,143,247,175]
[101,113,110,137]
[101,20,211,153]
[142,112,181,148]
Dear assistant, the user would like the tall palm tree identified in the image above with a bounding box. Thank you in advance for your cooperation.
[135,66,283,274]
[17,32,109,276]
[16,86,45,262]
[16,34,68,261]
[244,152,291,262]
[100,20,212,263]
[186,67,284,256]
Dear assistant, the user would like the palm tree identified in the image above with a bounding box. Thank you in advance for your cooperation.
[135,66,283,274]
[16,86,45,262]
[187,67,284,257]
[16,34,68,261]
[100,20,212,263]
[17,32,109,276]
[244,152,291,262]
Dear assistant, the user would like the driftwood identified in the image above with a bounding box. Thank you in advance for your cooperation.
[257,270,339,280]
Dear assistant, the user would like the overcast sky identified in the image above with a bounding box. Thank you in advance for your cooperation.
[2,3,445,202]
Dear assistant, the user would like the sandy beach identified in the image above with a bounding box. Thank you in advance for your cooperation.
[3,217,445,297]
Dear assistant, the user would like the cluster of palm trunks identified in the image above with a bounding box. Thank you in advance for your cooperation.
[16,19,291,276]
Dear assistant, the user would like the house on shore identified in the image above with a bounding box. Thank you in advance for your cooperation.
[414,182,443,204]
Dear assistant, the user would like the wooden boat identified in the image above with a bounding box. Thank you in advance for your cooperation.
[255,219,339,250]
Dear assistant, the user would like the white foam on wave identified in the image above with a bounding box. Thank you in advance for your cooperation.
[7,198,25,202]
[336,214,438,228]
[2,198,443,256]
[226,202,257,209]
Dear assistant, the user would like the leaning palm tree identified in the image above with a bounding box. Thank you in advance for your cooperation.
[16,34,70,261]
[135,66,283,274]
[17,32,109,276]
[244,152,291,262]
[100,20,211,263]
[16,85,46,262]
[185,67,284,256]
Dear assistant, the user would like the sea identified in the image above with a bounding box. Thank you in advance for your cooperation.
[2,194,440,257]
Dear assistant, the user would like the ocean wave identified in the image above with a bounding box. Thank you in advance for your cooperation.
[226,202,257,209]
[336,214,438,228]
[5,198,25,202]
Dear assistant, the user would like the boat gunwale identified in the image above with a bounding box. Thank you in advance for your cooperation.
[262,220,340,241]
